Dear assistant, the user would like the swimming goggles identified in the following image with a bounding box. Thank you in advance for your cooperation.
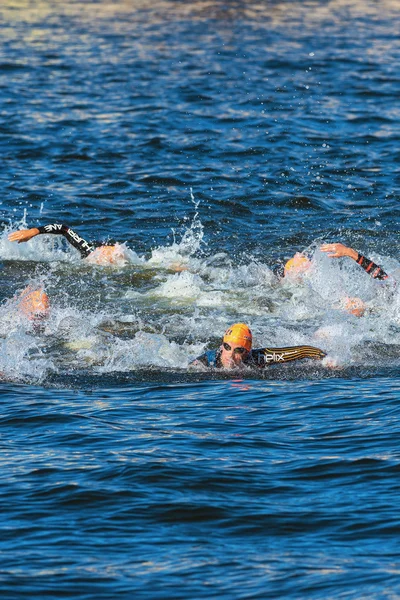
[223,342,247,354]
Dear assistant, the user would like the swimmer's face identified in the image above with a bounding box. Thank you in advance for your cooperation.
[220,342,249,368]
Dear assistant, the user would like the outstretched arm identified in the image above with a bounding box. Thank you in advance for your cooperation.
[320,243,388,280]
[8,228,40,243]
[8,224,94,258]
[255,345,326,366]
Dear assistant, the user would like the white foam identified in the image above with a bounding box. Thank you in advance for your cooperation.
[97,332,195,372]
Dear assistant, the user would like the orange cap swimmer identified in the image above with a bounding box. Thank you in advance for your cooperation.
[284,253,312,278]
[19,287,50,321]
[223,323,252,352]
[86,244,125,265]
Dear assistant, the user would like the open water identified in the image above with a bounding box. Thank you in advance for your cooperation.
[0,1,400,598]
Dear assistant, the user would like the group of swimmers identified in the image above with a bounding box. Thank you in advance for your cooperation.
[6,222,393,370]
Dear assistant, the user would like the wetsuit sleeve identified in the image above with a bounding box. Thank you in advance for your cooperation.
[355,253,388,280]
[37,224,94,258]
[253,345,326,367]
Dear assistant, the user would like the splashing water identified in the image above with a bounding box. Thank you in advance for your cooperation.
[1,202,399,384]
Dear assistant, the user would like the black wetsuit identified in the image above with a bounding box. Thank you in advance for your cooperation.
[193,345,326,368]
[37,224,102,258]
[355,253,388,280]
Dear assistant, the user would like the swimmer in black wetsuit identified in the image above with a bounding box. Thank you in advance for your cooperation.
[275,243,390,282]
[272,243,392,317]
[191,323,326,370]
[8,224,125,264]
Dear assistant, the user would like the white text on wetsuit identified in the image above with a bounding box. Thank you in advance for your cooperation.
[43,224,92,252]
[264,352,284,363]
[44,224,64,233]
[66,228,92,252]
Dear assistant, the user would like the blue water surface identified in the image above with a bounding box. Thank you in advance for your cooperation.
[2,378,400,599]
[0,1,400,598]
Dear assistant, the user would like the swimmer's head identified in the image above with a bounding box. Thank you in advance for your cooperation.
[341,296,367,318]
[19,287,50,322]
[221,323,252,368]
[223,323,252,352]
[85,244,126,266]
[284,253,312,279]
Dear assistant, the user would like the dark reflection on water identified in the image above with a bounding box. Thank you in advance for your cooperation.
[1,0,400,597]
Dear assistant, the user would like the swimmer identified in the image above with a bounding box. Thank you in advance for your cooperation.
[191,322,326,369]
[18,286,50,319]
[283,252,312,280]
[273,251,365,316]
[278,245,390,317]
[8,223,191,270]
[278,244,389,283]
[15,285,50,332]
[8,223,126,265]
[320,243,389,280]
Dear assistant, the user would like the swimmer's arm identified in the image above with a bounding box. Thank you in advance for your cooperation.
[254,345,326,366]
[189,354,210,368]
[168,262,189,273]
[9,224,94,258]
[320,243,388,280]
[8,228,40,243]
[189,358,208,370]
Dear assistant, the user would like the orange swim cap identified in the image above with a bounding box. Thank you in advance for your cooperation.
[223,323,252,351]
[19,287,50,321]
[284,253,311,278]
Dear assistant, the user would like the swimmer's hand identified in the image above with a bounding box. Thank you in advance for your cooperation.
[8,228,40,243]
[168,262,189,273]
[322,356,343,370]
[320,243,358,261]
[188,359,207,371]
